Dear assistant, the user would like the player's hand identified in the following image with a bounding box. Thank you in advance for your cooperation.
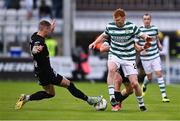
[158,44,163,51]
[89,42,96,50]
[32,45,44,54]
[51,19,56,32]
[140,50,147,55]
[144,42,151,49]
[146,36,153,43]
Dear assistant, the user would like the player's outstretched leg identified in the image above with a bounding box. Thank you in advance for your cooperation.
[15,91,54,110]
[157,77,170,102]
[60,77,103,106]
[141,76,150,96]
[107,62,120,111]
[15,94,27,110]
[15,85,55,110]
[87,96,103,105]
[129,75,147,112]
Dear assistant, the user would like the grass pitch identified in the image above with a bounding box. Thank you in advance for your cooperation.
[0,81,180,120]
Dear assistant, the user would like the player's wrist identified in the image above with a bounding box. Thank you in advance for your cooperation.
[144,34,148,40]
[141,46,144,51]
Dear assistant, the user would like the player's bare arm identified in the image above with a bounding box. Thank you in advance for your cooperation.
[89,33,109,49]
[100,42,110,52]
[134,40,151,52]
[50,19,56,32]
[140,33,153,42]
[32,45,44,54]
[134,42,144,52]
[156,36,163,51]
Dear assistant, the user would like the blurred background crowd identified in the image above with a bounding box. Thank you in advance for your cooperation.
[0,0,179,58]
[0,0,179,83]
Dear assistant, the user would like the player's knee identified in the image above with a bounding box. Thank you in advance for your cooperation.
[131,81,139,89]
[147,75,152,81]
[156,71,162,78]
[108,70,115,75]
[43,91,55,99]
[108,66,116,74]
[126,87,133,95]
[47,93,55,98]
[115,78,121,84]
[147,77,152,81]
[128,90,133,95]
[60,77,71,88]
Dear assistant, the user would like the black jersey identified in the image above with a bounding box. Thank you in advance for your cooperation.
[29,32,63,86]
[30,32,53,75]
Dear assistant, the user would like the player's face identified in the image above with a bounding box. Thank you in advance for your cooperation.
[114,16,126,27]
[143,15,151,27]
[44,26,51,35]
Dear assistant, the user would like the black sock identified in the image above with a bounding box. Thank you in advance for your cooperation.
[115,91,129,103]
[67,82,88,101]
[114,91,121,102]
[120,93,129,103]
[29,91,54,101]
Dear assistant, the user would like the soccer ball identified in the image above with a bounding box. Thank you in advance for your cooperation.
[94,98,107,111]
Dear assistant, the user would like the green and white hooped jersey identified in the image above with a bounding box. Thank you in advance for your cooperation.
[138,25,160,61]
[104,21,143,61]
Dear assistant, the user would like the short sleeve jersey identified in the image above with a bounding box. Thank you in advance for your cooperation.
[30,32,53,75]
[138,25,159,60]
[104,21,143,60]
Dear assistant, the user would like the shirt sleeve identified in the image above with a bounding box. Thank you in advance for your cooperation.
[134,37,140,43]
[103,24,110,37]
[31,40,44,55]
[156,28,159,36]
[133,25,143,37]
[103,39,110,46]
[34,40,43,46]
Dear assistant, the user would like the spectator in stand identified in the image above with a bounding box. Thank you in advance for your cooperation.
[4,0,20,9]
[52,0,63,18]
[45,35,58,57]
[21,0,34,19]
[39,0,53,19]
[71,47,91,80]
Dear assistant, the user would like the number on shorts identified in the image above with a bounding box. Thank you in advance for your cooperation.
[133,63,137,69]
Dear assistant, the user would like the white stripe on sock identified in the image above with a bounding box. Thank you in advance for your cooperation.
[108,85,115,100]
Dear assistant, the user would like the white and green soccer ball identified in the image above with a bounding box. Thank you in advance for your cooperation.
[94,98,107,111]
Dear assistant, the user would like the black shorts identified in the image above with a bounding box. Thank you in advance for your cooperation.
[35,70,63,86]
[118,67,130,84]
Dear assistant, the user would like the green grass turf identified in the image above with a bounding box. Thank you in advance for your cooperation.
[0,81,180,120]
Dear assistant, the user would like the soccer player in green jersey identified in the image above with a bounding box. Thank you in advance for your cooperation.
[100,39,134,110]
[137,13,170,102]
[89,8,151,111]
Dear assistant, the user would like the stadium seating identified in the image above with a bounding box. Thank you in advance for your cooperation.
[0,9,6,21]
[76,0,180,11]
[0,0,179,58]
[17,9,28,21]
[4,25,17,42]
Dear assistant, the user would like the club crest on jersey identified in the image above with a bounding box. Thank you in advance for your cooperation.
[125,29,130,34]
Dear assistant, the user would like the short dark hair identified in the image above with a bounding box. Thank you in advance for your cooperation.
[143,13,151,19]
[39,20,51,30]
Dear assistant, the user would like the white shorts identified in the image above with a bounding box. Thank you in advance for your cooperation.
[108,54,138,77]
[141,57,162,74]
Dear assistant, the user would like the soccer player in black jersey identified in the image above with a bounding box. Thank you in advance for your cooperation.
[15,20,102,110]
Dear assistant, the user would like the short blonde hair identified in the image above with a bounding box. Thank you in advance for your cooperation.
[39,20,51,30]
[113,8,126,18]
